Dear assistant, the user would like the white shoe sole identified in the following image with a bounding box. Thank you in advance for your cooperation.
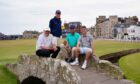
[70,63,79,66]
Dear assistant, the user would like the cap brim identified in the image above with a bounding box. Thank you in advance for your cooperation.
[44,29,50,31]
[70,28,75,29]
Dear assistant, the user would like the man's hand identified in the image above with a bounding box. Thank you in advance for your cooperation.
[40,46,48,49]
[40,46,53,50]
[92,53,96,57]
[52,44,57,51]
[53,46,57,51]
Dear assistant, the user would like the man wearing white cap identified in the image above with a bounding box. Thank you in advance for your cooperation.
[36,28,60,58]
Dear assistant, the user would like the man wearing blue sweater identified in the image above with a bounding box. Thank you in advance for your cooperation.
[49,10,62,38]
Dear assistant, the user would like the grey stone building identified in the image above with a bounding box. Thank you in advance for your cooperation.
[95,16,139,39]
[23,31,40,39]
[95,16,118,39]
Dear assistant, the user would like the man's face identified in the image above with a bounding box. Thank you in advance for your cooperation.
[55,13,61,18]
[70,29,75,34]
[44,31,50,36]
[81,28,87,35]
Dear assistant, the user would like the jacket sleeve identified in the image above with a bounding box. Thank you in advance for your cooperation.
[36,35,44,50]
[49,19,53,30]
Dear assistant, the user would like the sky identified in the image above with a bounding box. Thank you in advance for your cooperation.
[0,0,140,35]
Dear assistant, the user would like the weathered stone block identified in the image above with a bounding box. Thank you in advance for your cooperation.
[98,60,124,79]
[6,54,81,84]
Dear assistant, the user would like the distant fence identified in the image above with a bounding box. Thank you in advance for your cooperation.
[96,38,140,42]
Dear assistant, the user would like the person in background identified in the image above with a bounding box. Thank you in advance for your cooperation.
[49,10,62,38]
[36,28,60,58]
[70,26,94,69]
[65,25,80,62]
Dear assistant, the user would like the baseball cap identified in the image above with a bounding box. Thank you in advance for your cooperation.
[70,25,76,29]
[44,28,50,31]
[56,10,61,14]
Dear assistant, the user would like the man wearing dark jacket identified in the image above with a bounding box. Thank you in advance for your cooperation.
[49,10,62,38]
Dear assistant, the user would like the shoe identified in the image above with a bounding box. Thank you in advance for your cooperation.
[81,63,87,70]
[65,58,68,62]
[65,58,74,63]
[68,58,74,63]
[70,61,79,65]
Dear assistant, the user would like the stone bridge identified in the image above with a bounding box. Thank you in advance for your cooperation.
[6,47,135,84]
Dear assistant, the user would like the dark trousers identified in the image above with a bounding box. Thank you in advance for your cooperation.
[36,46,60,58]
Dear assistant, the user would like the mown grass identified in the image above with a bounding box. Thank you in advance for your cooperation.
[119,53,140,84]
[0,39,140,84]
[0,39,36,84]
[94,40,140,56]
[0,65,17,84]
[0,39,35,64]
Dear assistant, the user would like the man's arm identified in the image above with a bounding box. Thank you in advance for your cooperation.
[37,35,54,50]
[49,19,53,31]
[40,46,49,50]
[91,40,95,55]
[65,35,70,48]
[90,36,95,55]
[76,37,81,47]
[65,40,70,48]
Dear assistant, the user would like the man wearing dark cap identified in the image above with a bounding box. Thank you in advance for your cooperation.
[49,10,62,38]
[65,25,80,62]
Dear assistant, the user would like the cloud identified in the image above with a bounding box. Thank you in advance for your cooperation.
[0,0,140,34]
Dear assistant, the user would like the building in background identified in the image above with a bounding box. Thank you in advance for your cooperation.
[95,16,139,39]
[127,25,140,40]
[95,15,118,39]
[69,22,82,33]
[89,26,96,37]
[112,23,129,39]
[23,31,40,39]
[62,21,82,38]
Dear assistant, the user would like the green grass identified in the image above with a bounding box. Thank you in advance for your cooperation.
[0,39,140,84]
[0,65,17,84]
[0,39,36,84]
[94,40,140,56]
[119,53,140,84]
[0,39,35,63]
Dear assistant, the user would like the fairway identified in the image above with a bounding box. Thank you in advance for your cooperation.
[94,40,140,56]
[0,39,140,84]
[0,39,36,65]
[119,53,140,84]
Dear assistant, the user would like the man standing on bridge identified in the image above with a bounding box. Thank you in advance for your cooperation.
[49,10,62,38]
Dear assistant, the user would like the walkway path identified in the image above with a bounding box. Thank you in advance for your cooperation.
[73,66,133,84]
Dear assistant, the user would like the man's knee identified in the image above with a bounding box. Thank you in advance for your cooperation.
[36,50,50,57]
[86,49,92,55]
[72,47,77,51]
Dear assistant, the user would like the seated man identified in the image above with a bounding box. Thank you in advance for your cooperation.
[70,26,95,69]
[36,28,60,58]
[65,25,80,62]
